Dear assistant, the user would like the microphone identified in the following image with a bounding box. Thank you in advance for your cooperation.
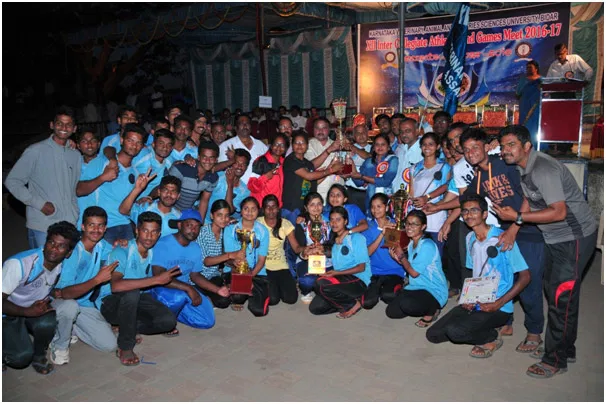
[478,245,499,277]
[419,167,444,198]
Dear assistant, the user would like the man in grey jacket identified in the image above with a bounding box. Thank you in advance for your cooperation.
[5,106,82,248]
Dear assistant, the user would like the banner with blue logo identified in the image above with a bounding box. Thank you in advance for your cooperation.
[441,3,471,116]
[357,3,570,117]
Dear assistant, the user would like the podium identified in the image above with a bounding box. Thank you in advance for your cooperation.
[538,79,584,157]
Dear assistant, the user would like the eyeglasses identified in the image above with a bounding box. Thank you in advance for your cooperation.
[273,143,286,148]
[405,222,422,228]
[293,141,306,145]
[461,207,483,215]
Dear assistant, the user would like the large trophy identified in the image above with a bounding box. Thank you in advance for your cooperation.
[332,98,352,174]
[307,216,327,274]
[384,184,411,249]
[230,228,255,295]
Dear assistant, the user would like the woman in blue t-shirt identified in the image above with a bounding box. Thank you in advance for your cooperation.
[309,206,371,319]
[324,184,368,234]
[361,193,406,310]
[224,197,270,316]
[385,210,448,327]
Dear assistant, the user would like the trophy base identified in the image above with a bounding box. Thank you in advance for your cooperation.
[341,164,353,175]
[383,229,410,249]
[230,273,253,295]
[307,255,326,274]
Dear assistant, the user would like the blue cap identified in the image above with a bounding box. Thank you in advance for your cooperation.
[168,209,203,229]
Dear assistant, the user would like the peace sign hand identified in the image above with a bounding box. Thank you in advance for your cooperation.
[134,168,158,192]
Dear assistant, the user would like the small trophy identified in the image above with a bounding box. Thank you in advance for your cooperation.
[384,184,411,249]
[230,228,255,295]
[307,217,327,274]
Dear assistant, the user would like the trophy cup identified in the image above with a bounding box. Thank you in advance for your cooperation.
[332,98,351,172]
[384,184,411,249]
[230,228,255,295]
[307,216,327,274]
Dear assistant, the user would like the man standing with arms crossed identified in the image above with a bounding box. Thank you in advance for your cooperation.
[494,125,597,379]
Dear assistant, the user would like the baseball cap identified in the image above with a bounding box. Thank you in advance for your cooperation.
[168,209,203,229]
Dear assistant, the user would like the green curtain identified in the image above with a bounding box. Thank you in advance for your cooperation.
[230,60,243,111]
[268,55,282,109]
[212,64,225,113]
[309,49,325,108]
[332,42,350,100]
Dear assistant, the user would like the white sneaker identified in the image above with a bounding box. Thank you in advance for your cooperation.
[70,335,79,345]
[300,292,315,304]
[50,346,70,365]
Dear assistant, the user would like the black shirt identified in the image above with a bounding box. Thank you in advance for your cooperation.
[282,154,317,211]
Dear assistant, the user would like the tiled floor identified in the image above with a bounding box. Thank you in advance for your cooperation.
[1,208,604,402]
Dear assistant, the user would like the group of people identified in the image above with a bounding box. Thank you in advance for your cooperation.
[2,44,597,379]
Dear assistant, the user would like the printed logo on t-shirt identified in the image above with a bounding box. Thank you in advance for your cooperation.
[480,174,514,205]
[301,179,311,199]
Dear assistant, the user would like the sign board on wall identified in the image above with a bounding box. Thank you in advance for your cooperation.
[357,3,571,118]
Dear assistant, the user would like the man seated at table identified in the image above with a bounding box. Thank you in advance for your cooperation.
[426,194,530,359]
[3,221,80,374]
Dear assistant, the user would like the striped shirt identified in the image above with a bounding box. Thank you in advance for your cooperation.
[168,163,218,211]
[197,223,223,279]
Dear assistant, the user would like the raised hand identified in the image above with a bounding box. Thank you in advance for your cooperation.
[101,160,119,182]
[225,145,236,161]
[134,168,158,192]
[95,261,119,284]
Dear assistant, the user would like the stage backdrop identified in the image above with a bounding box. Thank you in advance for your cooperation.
[190,26,356,113]
[358,3,571,117]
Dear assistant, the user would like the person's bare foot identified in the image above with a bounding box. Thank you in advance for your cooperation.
[336,301,362,319]
[499,325,513,336]
[116,349,140,366]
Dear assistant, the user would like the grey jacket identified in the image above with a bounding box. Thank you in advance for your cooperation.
[5,135,82,232]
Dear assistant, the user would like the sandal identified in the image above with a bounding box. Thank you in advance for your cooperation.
[516,337,543,353]
[31,357,55,375]
[529,346,576,363]
[415,309,440,328]
[469,337,504,359]
[336,302,362,319]
[231,304,244,312]
[526,362,568,379]
[163,328,180,338]
[115,349,140,366]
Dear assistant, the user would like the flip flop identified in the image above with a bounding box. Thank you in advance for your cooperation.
[415,309,441,328]
[31,358,55,375]
[115,349,140,366]
[516,337,543,353]
[529,346,576,363]
[469,337,504,359]
[526,362,568,379]
[163,328,180,338]
[336,303,362,319]
[231,304,244,312]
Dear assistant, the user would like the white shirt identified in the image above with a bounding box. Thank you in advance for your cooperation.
[546,54,593,81]
[218,136,268,185]
[393,138,423,191]
[413,164,447,232]
[290,115,307,131]
[2,259,23,295]
[304,137,344,201]
[345,144,372,190]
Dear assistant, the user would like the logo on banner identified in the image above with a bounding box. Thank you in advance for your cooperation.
[515,42,532,59]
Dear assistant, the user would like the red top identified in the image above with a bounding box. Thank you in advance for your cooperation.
[247,151,285,207]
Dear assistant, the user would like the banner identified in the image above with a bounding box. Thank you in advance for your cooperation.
[442,3,471,116]
[357,3,571,117]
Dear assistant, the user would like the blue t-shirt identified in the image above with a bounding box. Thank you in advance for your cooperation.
[77,155,103,228]
[131,147,172,198]
[466,226,528,313]
[152,234,202,284]
[362,219,405,277]
[405,237,448,307]
[330,233,371,286]
[130,201,180,238]
[100,133,150,169]
[56,240,114,308]
[166,144,199,166]
[323,203,366,230]
[224,220,269,276]
[205,172,250,224]
[109,239,153,281]
[86,155,137,228]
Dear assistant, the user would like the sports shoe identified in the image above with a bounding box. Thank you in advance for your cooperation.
[300,292,315,304]
[50,345,70,365]
[70,335,79,345]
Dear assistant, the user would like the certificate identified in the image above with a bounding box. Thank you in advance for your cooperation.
[458,274,500,305]
[308,255,326,274]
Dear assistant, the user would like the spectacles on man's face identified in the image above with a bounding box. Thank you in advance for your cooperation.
[461,207,483,216]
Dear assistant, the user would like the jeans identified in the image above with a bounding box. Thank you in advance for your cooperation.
[51,299,117,352]
[281,208,301,228]
[27,228,47,249]
[101,290,177,351]
[103,224,134,245]
[296,261,334,295]
[3,312,57,369]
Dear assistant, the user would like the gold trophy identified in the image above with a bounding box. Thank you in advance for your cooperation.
[384,184,411,249]
[230,228,255,295]
[332,98,348,165]
[307,216,326,274]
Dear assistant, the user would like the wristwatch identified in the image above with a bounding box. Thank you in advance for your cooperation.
[515,212,524,226]
[348,230,353,235]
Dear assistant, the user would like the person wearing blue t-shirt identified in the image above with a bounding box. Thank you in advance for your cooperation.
[308,206,371,319]
[51,207,118,366]
[79,124,148,244]
[324,184,368,234]
[385,210,447,327]
[361,193,406,310]
[100,212,180,366]
[151,210,215,332]
[166,115,198,166]
[99,106,138,152]
[223,198,270,316]
[206,149,251,224]
[426,194,530,359]
[119,175,182,238]
[145,118,170,146]
[131,128,174,198]
[75,130,102,228]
